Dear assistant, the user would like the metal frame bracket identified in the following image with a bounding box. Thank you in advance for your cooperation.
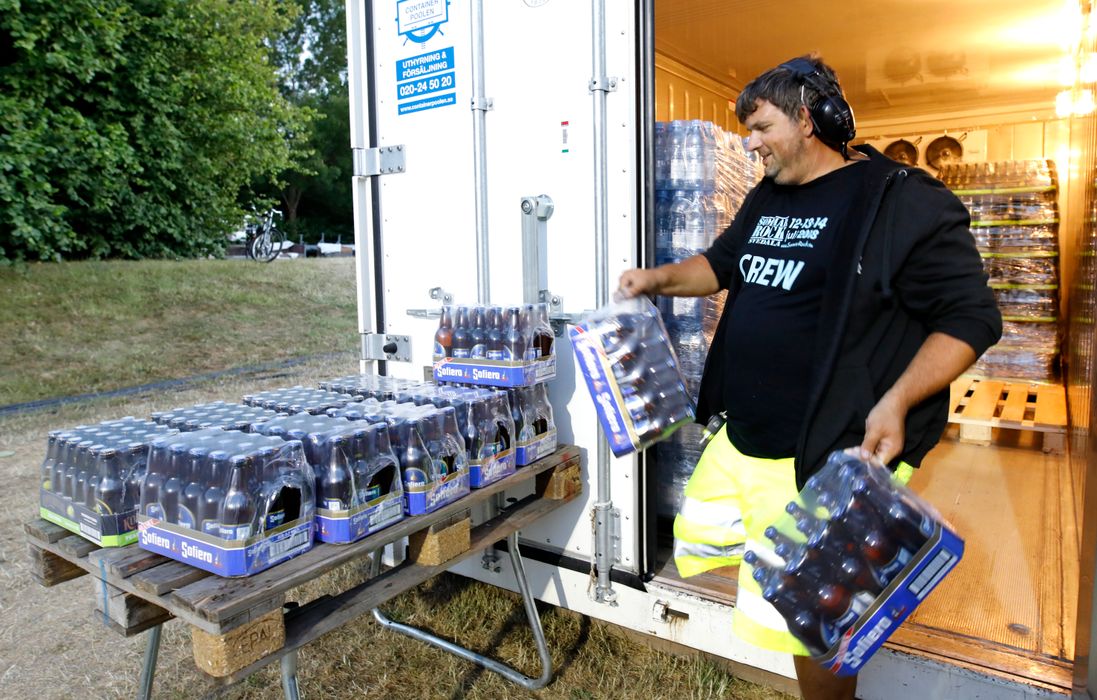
[353,145,407,177]
[361,333,412,362]
[470,96,494,112]
[589,76,618,93]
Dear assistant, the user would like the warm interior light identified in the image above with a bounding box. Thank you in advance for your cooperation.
[1059,55,1078,86]
[1057,89,1075,117]
[1082,55,1097,84]
[1075,88,1096,115]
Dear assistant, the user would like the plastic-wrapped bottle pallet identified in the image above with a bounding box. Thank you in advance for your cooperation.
[652,120,762,518]
[243,385,360,415]
[151,401,278,432]
[941,159,1060,381]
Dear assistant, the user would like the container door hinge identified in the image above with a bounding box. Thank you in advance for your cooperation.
[361,333,412,362]
[589,76,618,93]
[353,145,406,177]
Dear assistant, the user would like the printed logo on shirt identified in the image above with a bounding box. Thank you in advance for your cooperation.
[747,215,830,249]
[739,254,805,289]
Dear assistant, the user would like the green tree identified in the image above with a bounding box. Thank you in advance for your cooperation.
[264,0,353,244]
[0,0,309,261]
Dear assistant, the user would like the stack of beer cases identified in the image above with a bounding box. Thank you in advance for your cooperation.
[570,296,696,457]
[39,418,178,547]
[152,400,278,432]
[243,385,360,415]
[327,398,471,514]
[744,450,964,675]
[431,303,558,468]
[135,428,316,576]
[321,373,422,402]
[390,384,517,488]
[252,413,405,543]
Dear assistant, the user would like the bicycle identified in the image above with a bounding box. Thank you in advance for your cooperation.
[245,208,287,263]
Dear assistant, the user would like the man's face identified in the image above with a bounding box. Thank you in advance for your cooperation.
[743,99,811,185]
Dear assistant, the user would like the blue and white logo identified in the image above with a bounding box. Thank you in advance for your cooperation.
[397,0,450,44]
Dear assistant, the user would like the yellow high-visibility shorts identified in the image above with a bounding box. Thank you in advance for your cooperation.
[672,425,913,656]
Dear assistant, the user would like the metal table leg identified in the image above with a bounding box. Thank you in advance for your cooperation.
[137,624,162,700]
[281,650,301,700]
[371,532,553,690]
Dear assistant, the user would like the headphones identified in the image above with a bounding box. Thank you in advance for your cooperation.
[779,57,856,152]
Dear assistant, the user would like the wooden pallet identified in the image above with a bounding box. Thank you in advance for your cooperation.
[948,378,1067,453]
[25,445,582,682]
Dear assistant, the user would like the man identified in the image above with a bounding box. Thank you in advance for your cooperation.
[619,55,1001,700]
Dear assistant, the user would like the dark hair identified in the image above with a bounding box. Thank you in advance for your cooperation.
[735,54,843,124]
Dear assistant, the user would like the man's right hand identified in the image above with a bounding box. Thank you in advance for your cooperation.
[618,268,662,299]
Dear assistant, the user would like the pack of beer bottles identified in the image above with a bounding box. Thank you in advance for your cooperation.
[253,414,404,543]
[329,398,471,514]
[570,296,696,456]
[432,302,556,386]
[320,374,423,402]
[136,428,316,576]
[744,450,964,675]
[39,418,178,546]
[152,401,278,432]
[243,386,359,415]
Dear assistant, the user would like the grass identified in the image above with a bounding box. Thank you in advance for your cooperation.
[0,258,359,406]
[0,262,794,699]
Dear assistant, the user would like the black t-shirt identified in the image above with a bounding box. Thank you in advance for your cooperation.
[708,162,868,458]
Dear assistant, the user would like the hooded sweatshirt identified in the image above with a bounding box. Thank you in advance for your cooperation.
[698,145,1002,489]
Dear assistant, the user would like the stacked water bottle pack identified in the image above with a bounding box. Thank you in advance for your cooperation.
[652,119,763,518]
[39,418,178,546]
[151,401,278,432]
[252,414,404,542]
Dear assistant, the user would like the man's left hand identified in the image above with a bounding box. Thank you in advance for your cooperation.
[860,393,906,465]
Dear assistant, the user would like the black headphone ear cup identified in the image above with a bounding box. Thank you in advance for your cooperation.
[809,94,856,145]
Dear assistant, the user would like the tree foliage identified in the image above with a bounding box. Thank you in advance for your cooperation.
[0,0,309,261]
[263,0,353,244]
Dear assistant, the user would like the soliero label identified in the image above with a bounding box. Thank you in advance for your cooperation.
[396,47,456,115]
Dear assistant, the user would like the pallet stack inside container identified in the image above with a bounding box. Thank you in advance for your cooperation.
[941,159,1061,382]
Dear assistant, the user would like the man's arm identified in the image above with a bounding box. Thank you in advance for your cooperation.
[860,332,976,464]
[618,254,721,298]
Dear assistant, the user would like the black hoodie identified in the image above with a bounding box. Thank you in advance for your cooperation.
[698,145,1002,489]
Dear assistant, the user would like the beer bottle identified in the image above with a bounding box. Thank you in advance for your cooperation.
[318,434,353,511]
[141,442,169,517]
[852,476,933,554]
[350,426,378,505]
[159,443,190,524]
[219,455,257,541]
[178,446,209,529]
[532,384,552,435]
[438,406,466,471]
[41,431,62,491]
[402,418,434,484]
[371,423,401,491]
[466,400,490,460]
[486,306,505,360]
[452,306,472,358]
[122,442,146,510]
[50,434,74,496]
[434,305,455,361]
[469,306,487,359]
[73,443,100,506]
[200,451,231,535]
[534,303,554,358]
[503,306,526,362]
[94,448,127,515]
[522,305,539,361]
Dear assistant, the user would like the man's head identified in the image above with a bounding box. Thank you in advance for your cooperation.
[735,55,856,184]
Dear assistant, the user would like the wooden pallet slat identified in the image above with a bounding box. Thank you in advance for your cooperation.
[131,559,214,596]
[88,545,170,580]
[949,378,1067,454]
[91,579,173,634]
[997,382,1030,424]
[27,543,87,587]
[24,518,73,545]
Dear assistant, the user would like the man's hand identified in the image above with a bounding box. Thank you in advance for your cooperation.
[860,393,906,465]
[617,268,661,299]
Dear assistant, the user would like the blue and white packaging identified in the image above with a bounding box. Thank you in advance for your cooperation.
[432,303,556,387]
[570,297,695,456]
[744,451,964,675]
[134,429,316,577]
